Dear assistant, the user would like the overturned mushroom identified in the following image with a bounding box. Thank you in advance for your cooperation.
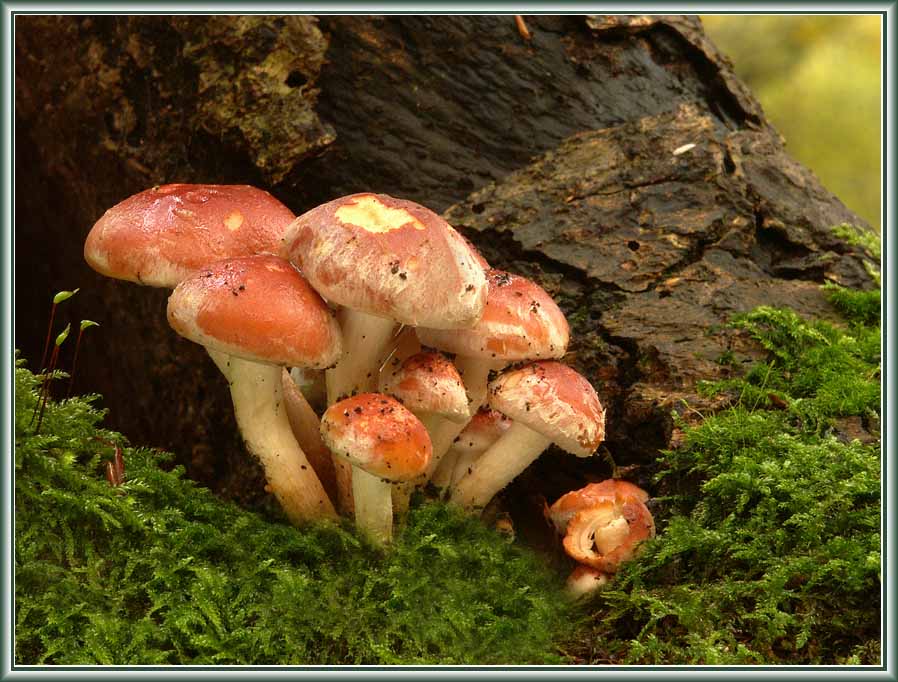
[320,393,432,543]
[167,255,341,524]
[450,361,605,513]
[562,495,655,573]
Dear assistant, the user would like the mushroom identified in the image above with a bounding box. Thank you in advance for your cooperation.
[450,361,605,513]
[417,269,570,483]
[320,393,432,543]
[565,565,610,599]
[167,254,342,524]
[377,351,469,513]
[430,407,512,492]
[561,494,655,573]
[283,192,487,402]
[545,479,650,536]
[84,183,296,287]
[283,192,487,511]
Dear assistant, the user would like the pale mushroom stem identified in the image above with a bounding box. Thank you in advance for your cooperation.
[449,449,481,488]
[207,349,338,524]
[453,355,498,410]
[420,418,468,492]
[281,368,338,504]
[449,421,552,512]
[391,412,442,515]
[430,448,461,493]
[325,309,397,403]
[352,467,394,544]
[419,355,500,491]
[325,309,397,516]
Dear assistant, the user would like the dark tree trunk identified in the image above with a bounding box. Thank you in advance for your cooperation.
[14,15,877,519]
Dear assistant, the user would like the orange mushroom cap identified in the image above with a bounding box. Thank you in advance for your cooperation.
[320,393,432,482]
[85,184,295,288]
[283,192,487,329]
[488,361,605,457]
[546,479,650,535]
[418,269,569,361]
[378,351,469,422]
[166,255,341,368]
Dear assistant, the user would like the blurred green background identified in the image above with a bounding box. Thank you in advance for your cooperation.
[701,15,882,232]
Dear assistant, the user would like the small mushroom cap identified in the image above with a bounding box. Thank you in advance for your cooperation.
[451,408,513,456]
[417,269,569,361]
[562,497,655,573]
[85,184,296,288]
[320,393,432,482]
[167,255,342,368]
[488,361,605,457]
[565,565,610,599]
[283,192,487,328]
[546,479,650,535]
[378,351,470,422]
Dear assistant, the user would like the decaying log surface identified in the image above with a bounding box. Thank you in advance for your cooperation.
[14,15,878,515]
[445,102,877,545]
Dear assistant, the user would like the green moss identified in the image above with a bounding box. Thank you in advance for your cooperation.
[569,288,880,664]
[14,359,572,665]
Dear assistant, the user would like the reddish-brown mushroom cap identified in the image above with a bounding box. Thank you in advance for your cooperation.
[167,255,342,368]
[488,361,605,457]
[546,479,650,535]
[283,192,487,328]
[562,497,655,573]
[320,393,432,482]
[452,408,513,456]
[418,269,569,361]
[85,184,296,288]
[378,351,469,422]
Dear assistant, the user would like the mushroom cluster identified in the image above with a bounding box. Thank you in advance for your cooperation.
[84,186,617,549]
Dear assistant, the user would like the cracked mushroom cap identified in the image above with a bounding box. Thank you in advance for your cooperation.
[85,184,296,288]
[562,496,655,573]
[166,255,342,368]
[417,269,569,362]
[488,361,605,457]
[378,351,470,423]
[452,408,513,456]
[283,192,488,328]
[320,393,432,482]
[546,479,650,536]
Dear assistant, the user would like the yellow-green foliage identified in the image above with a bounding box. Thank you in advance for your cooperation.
[14,361,572,665]
[572,288,880,664]
[702,15,881,231]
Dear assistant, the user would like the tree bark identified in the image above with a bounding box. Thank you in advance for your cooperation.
[14,15,878,517]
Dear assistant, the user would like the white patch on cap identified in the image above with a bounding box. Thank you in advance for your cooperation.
[224,211,244,231]
[335,196,425,234]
